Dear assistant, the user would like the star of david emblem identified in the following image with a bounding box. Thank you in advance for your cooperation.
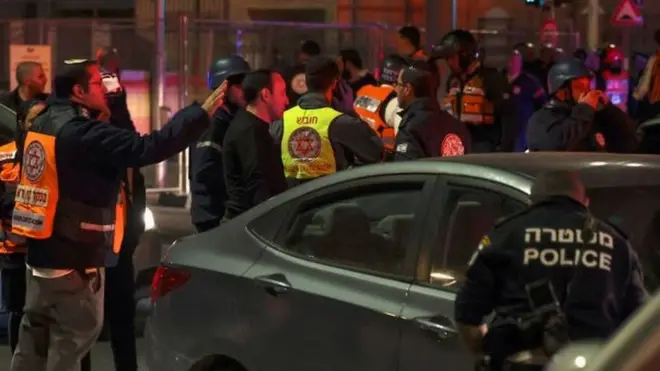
[25,141,46,183]
[288,127,321,162]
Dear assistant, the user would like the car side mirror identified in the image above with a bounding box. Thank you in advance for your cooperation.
[544,341,603,371]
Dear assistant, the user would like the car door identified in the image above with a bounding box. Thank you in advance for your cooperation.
[398,176,528,371]
[242,174,437,371]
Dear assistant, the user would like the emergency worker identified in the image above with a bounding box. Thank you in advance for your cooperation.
[595,45,631,112]
[271,56,382,187]
[527,59,638,152]
[354,54,409,157]
[396,25,428,61]
[0,99,44,355]
[394,62,470,160]
[9,59,226,371]
[455,170,646,371]
[189,55,250,233]
[80,48,149,371]
[507,49,547,151]
[431,29,516,152]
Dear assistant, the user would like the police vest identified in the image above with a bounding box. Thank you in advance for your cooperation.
[281,106,340,179]
[0,142,26,255]
[354,84,397,151]
[12,107,126,257]
[602,70,629,113]
[443,74,495,125]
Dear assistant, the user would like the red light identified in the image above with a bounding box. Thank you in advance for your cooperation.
[150,265,191,303]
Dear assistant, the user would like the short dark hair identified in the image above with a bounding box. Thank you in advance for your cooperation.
[398,26,422,49]
[15,61,41,86]
[339,48,363,69]
[305,56,339,93]
[53,59,97,99]
[401,61,433,97]
[530,170,584,204]
[242,69,274,105]
[300,40,321,57]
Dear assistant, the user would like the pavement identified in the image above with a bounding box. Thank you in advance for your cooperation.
[0,338,149,370]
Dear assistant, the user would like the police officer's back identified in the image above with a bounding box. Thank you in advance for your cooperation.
[431,30,517,153]
[189,55,250,232]
[527,59,638,152]
[455,171,647,370]
[271,56,383,188]
[393,62,471,159]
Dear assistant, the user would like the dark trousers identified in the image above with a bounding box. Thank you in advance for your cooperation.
[1,264,27,354]
[194,219,220,233]
[10,269,105,371]
[81,244,137,371]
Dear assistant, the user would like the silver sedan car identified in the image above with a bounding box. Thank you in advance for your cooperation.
[145,153,660,371]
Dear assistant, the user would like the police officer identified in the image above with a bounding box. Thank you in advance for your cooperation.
[394,61,471,159]
[9,59,226,371]
[527,59,638,152]
[431,29,517,152]
[595,45,632,113]
[455,170,647,371]
[189,55,250,233]
[354,54,409,157]
[507,48,547,151]
[0,99,44,355]
[271,56,383,188]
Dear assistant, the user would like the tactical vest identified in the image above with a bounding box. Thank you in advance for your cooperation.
[12,106,126,259]
[354,84,397,151]
[281,106,340,180]
[602,70,629,113]
[443,73,495,125]
[0,142,26,255]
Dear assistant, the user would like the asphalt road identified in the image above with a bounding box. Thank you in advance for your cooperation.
[0,339,149,370]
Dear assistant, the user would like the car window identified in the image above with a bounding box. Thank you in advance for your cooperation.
[277,182,425,277]
[0,103,17,145]
[587,185,660,291]
[430,185,526,290]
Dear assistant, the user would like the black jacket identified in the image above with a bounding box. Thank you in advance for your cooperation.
[0,89,49,144]
[26,99,210,269]
[270,93,383,172]
[394,98,471,160]
[189,102,240,224]
[527,99,638,152]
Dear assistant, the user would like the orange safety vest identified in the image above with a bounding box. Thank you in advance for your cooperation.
[443,74,495,125]
[411,49,428,61]
[12,113,126,256]
[354,84,397,151]
[0,141,26,255]
[602,70,630,113]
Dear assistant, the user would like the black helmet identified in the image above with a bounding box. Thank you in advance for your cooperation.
[379,54,409,85]
[207,55,251,90]
[430,29,477,70]
[547,59,593,95]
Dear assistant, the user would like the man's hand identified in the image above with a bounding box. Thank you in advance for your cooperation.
[579,90,608,111]
[202,81,228,115]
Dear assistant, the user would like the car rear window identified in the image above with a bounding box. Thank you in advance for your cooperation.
[588,185,660,290]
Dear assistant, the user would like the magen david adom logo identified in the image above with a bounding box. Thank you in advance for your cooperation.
[288,127,322,162]
[441,133,465,157]
[24,141,46,183]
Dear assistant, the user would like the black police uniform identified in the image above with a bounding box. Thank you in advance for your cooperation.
[394,97,471,160]
[527,60,638,152]
[455,197,646,369]
[189,56,250,232]
[80,67,147,371]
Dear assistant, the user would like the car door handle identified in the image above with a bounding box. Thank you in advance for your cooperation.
[253,273,291,296]
[413,317,457,340]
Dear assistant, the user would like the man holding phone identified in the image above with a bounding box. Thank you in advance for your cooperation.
[526,59,638,152]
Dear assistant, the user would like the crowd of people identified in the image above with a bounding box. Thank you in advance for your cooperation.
[0,23,657,371]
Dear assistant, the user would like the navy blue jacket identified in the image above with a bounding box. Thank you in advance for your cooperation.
[189,102,240,224]
[509,73,547,151]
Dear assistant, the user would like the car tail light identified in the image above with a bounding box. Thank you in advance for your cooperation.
[150,265,191,303]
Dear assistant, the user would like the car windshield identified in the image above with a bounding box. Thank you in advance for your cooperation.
[587,185,660,291]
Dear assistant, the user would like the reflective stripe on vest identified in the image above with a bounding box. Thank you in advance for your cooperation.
[0,141,26,254]
[281,106,341,179]
[354,84,397,151]
[443,75,495,125]
[602,71,629,113]
[12,108,125,257]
